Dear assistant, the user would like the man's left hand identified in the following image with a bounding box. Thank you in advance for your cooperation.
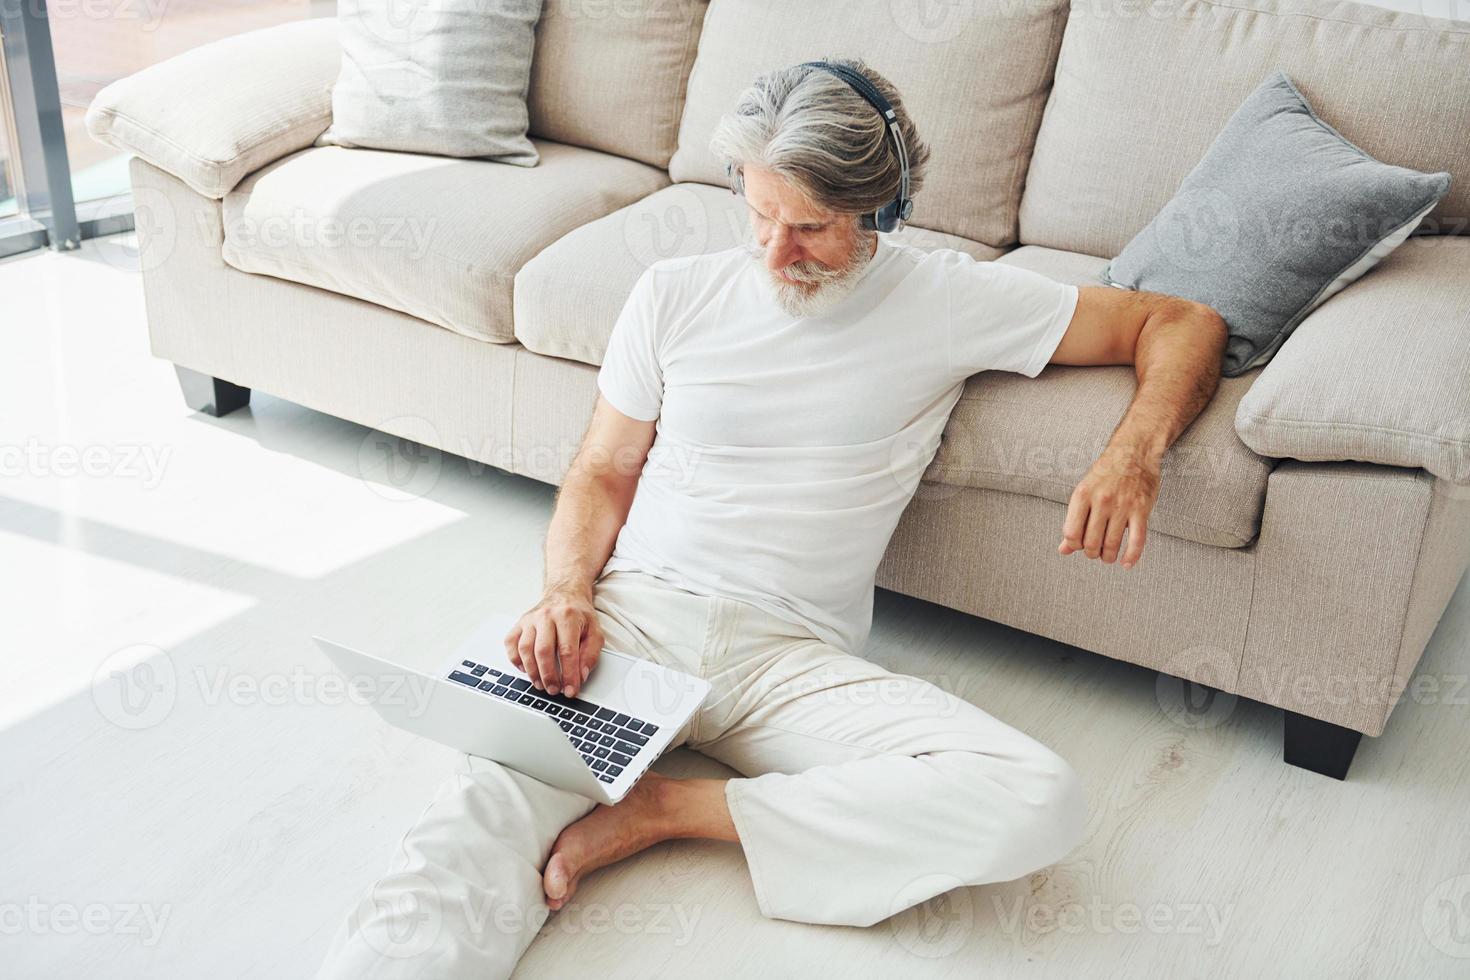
[1058,445,1160,569]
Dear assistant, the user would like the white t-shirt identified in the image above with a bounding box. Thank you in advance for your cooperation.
[596,234,1079,655]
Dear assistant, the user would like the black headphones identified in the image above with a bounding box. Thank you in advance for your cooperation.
[725,60,914,234]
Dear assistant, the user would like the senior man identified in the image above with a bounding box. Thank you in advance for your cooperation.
[317,57,1226,978]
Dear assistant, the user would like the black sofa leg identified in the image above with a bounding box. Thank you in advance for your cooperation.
[1283,710,1363,780]
[174,365,250,417]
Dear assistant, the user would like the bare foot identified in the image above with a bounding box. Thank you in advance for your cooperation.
[543,773,673,910]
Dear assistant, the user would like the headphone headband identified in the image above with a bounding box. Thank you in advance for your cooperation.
[725,60,914,234]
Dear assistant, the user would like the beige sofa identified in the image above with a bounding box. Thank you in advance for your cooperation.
[86,0,1470,780]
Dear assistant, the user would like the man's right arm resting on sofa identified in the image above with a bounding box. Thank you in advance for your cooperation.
[503,395,654,699]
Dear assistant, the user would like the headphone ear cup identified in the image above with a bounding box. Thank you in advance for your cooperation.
[872,202,897,234]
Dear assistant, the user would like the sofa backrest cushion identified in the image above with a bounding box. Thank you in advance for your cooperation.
[1019,0,1470,258]
[527,0,708,168]
[667,0,1071,249]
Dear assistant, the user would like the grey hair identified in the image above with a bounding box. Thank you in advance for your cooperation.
[708,57,931,220]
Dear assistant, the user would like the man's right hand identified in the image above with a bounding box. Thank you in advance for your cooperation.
[503,587,605,698]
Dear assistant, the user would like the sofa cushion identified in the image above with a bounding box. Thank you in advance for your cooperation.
[924,246,1275,549]
[220,140,668,344]
[667,0,1070,250]
[318,0,542,163]
[1019,0,1470,259]
[1098,70,1451,378]
[1235,237,1470,484]
[513,182,1004,365]
[527,0,707,168]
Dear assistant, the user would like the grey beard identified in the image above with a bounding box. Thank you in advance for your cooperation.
[745,239,875,319]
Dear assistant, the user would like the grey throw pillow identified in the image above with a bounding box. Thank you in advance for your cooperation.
[1098,70,1451,377]
[318,0,543,164]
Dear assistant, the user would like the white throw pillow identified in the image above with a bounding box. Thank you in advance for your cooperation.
[317,0,543,164]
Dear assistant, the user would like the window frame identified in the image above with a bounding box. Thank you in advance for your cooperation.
[0,0,133,260]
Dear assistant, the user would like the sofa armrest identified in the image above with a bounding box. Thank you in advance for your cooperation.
[1234,236,1470,484]
[85,19,340,200]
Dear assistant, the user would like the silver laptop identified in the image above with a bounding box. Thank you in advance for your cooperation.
[313,613,710,805]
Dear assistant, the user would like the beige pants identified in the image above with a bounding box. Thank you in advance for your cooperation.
[315,568,1087,978]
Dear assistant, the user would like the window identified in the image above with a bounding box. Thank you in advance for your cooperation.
[0,0,333,258]
[2,65,18,220]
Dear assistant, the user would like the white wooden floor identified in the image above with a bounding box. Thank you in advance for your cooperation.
[4,234,1470,979]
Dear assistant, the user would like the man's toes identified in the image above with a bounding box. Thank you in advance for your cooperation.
[543,851,576,908]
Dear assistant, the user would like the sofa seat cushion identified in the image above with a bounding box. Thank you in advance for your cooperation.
[513,182,1004,365]
[923,246,1275,549]
[220,140,669,344]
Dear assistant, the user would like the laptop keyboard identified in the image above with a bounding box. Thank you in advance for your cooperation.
[449,660,659,784]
